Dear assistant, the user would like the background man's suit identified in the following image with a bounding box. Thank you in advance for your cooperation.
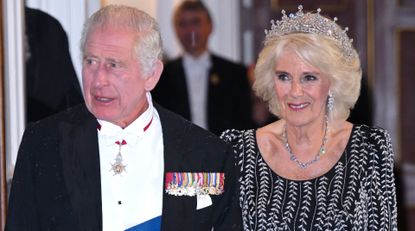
[152,54,254,135]
[5,104,240,231]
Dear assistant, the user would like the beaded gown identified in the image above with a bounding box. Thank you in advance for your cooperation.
[221,124,397,231]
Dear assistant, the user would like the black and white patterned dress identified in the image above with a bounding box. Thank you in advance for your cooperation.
[221,125,397,231]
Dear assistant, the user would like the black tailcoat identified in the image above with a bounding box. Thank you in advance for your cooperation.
[152,54,254,135]
[5,104,241,231]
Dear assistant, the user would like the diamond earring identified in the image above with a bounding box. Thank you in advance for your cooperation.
[327,92,334,112]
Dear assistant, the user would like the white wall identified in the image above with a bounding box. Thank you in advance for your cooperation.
[203,0,240,62]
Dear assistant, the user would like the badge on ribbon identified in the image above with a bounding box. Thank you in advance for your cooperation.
[210,73,220,85]
[165,172,225,196]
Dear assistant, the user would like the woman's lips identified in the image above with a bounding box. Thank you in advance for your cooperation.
[288,102,309,111]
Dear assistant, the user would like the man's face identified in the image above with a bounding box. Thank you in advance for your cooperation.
[174,10,212,57]
[82,25,152,128]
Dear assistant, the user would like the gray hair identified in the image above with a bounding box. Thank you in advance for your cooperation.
[253,33,362,121]
[80,5,163,76]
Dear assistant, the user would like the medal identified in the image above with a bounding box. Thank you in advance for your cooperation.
[110,140,127,176]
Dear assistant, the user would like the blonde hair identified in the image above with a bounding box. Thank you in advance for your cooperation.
[253,33,362,121]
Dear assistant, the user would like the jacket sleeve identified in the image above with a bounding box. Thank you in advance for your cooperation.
[5,127,40,231]
[213,144,242,230]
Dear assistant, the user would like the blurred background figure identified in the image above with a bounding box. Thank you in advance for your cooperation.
[152,0,254,135]
[24,7,83,123]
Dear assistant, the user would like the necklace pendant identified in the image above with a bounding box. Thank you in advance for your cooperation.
[299,163,307,169]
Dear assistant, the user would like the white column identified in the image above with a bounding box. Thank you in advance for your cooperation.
[157,0,182,60]
[3,0,26,180]
[204,0,241,62]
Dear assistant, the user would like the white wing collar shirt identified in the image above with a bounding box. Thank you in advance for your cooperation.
[183,51,211,129]
[98,92,164,231]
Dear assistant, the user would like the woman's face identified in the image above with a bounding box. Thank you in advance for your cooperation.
[274,49,331,127]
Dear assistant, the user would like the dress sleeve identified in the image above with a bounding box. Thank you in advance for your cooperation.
[220,129,245,171]
[220,129,241,144]
[367,127,398,230]
[214,129,245,230]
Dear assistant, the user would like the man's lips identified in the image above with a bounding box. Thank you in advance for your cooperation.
[94,96,114,103]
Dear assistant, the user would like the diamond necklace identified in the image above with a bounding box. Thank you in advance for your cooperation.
[283,115,329,169]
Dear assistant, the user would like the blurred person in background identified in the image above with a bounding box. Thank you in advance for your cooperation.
[25,7,83,123]
[152,0,254,135]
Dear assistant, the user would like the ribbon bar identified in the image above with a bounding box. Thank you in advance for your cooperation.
[165,172,225,196]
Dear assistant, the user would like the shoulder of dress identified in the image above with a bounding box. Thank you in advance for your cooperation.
[352,124,390,139]
[220,129,255,142]
[353,125,395,162]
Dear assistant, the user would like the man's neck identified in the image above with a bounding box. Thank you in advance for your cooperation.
[185,48,208,59]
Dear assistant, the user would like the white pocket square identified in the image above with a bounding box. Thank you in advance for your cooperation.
[196,194,212,210]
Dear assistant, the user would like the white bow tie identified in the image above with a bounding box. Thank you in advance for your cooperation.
[97,116,153,147]
[101,131,140,147]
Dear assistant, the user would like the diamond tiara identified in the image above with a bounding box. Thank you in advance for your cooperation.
[264,5,357,60]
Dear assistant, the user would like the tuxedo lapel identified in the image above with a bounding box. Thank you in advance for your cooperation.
[208,56,222,89]
[172,60,192,120]
[207,55,222,134]
[157,105,197,230]
[59,110,102,230]
[158,107,184,172]
[207,58,221,110]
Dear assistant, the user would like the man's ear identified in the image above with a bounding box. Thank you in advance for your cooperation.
[144,60,163,91]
